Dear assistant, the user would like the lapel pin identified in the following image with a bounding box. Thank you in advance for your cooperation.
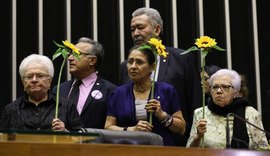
[91,90,103,99]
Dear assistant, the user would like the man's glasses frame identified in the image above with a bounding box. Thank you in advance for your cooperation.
[68,52,94,57]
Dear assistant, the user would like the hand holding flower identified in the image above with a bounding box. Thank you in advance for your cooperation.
[196,119,207,138]
[145,99,166,121]
[138,38,169,125]
[52,118,68,132]
[52,40,80,119]
[182,36,225,147]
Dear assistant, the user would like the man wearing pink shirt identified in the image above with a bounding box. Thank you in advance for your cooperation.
[52,37,116,128]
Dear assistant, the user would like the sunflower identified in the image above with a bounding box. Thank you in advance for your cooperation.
[62,40,80,55]
[194,36,217,49]
[148,38,169,58]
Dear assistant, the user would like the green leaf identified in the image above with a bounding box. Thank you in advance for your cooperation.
[73,52,80,61]
[52,47,63,60]
[181,46,199,55]
[62,50,69,58]
[201,50,209,59]
[53,40,65,49]
[60,49,67,58]
[52,52,62,60]
[53,47,62,57]
[213,45,226,51]
[138,44,156,55]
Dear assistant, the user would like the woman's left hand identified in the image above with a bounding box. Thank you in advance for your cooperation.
[145,99,166,120]
[52,118,68,132]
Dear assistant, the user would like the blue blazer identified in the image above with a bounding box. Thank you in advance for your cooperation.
[119,46,202,145]
[108,82,180,146]
[52,75,116,128]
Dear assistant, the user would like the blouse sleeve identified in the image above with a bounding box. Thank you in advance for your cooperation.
[245,106,269,149]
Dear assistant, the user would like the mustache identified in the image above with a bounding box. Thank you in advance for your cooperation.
[134,36,145,43]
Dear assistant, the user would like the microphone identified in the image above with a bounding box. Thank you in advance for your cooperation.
[226,112,270,149]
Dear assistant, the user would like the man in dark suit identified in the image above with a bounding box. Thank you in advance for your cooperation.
[120,7,202,146]
[52,37,116,128]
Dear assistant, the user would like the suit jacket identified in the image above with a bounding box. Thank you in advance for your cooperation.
[52,75,116,129]
[119,46,202,146]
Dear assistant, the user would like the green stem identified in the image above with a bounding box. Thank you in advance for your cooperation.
[202,58,205,119]
[149,55,157,125]
[55,57,67,118]
[150,73,155,101]
[201,56,206,148]
[149,75,156,125]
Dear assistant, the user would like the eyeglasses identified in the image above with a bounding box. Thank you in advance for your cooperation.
[211,84,234,92]
[79,52,93,56]
[24,73,50,81]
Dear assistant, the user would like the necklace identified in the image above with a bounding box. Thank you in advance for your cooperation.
[134,85,151,93]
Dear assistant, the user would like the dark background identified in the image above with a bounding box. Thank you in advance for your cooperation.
[1,0,269,138]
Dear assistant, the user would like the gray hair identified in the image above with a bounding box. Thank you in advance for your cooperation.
[209,69,241,91]
[19,54,54,79]
[132,7,163,34]
[78,37,104,70]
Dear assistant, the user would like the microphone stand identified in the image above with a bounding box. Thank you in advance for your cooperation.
[226,114,230,148]
[226,112,270,149]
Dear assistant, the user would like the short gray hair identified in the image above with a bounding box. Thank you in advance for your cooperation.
[209,69,241,91]
[19,54,54,79]
[132,7,163,34]
[77,37,104,70]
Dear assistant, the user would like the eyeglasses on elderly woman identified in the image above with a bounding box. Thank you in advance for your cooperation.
[211,84,234,92]
[24,73,50,81]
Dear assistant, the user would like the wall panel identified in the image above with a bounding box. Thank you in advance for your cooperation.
[177,0,197,49]
[203,0,227,68]
[150,0,173,46]
[71,0,93,42]
[97,0,119,84]
[230,0,257,107]
[43,0,67,87]
[257,0,270,138]
[0,0,12,114]
[16,0,39,96]
[123,0,144,59]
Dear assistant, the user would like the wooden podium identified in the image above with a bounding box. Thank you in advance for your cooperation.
[0,131,269,156]
[0,142,269,156]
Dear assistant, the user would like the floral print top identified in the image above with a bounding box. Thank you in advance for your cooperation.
[187,106,269,149]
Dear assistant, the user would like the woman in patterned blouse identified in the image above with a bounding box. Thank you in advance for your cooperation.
[187,69,269,149]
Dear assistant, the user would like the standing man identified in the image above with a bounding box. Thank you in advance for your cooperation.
[53,37,116,128]
[119,7,202,146]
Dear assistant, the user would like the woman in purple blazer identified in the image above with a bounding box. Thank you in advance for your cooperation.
[105,44,186,146]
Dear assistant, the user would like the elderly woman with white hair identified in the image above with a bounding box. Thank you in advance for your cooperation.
[0,54,81,132]
[187,69,269,149]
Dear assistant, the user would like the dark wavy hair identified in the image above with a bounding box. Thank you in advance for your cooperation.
[128,44,156,66]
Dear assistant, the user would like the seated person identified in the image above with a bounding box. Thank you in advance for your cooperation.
[187,69,269,149]
[105,43,186,146]
[0,54,81,132]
